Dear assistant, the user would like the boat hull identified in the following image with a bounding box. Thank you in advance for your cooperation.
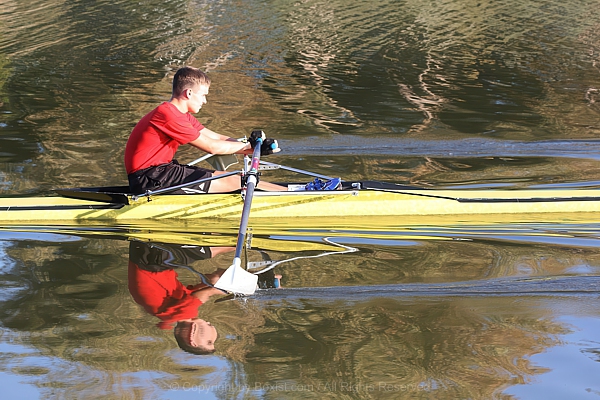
[2,186,600,226]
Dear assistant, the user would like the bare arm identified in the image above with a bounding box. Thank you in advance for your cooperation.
[188,127,252,155]
[189,268,228,303]
[199,127,235,141]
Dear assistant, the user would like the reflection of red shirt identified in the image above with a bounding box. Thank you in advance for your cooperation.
[125,102,204,174]
[128,261,202,329]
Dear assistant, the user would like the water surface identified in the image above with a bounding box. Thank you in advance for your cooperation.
[1,0,600,398]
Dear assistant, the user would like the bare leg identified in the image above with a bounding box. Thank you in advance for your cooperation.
[208,171,286,193]
[257,181,288,191]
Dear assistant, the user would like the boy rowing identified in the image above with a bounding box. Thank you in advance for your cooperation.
[124,66,340,194]
[125,66,284,194]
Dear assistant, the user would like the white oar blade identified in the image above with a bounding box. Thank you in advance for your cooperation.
[214,262,258,295]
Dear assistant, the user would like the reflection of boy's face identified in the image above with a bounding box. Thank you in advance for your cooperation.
[188,318,217,350]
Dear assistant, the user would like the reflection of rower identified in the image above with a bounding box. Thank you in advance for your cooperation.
[127,240,233,354]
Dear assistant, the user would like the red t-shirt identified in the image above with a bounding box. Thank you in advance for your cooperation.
[124,102,205,174]
[128,261,202,329]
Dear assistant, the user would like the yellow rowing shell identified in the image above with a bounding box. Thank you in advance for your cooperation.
[2,186,600,226]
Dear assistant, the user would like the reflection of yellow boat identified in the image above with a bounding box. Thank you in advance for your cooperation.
[0,223,351,253]
[127,230,348,253]
[2,181,600,227]
[4,212,596,251]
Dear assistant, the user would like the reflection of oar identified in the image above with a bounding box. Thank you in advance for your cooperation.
[250,237,358,275]
[214,139,264,295]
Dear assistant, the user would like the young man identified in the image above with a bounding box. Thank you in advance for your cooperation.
[124,66,284,194]
[127,240,228,353]
[128,239,283,354]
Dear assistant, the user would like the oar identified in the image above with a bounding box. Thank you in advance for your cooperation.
[187,153,214,166]
[213,139,264,295]
[188,153,239,171]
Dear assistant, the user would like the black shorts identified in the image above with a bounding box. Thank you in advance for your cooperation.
[128,160,213,194]
[129,241,213,272]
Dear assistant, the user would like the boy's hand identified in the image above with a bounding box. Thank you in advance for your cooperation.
[249,130,281,156]
[261,138,280,155]
[248,130,266,147]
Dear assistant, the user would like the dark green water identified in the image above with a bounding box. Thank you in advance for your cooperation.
[2,0,600,398]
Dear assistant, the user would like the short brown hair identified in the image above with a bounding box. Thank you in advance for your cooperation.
[172,67,211,97]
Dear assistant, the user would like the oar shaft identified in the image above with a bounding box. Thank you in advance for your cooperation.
[233,140,263,260]
[187,153,213,166]
[233,172,258,260]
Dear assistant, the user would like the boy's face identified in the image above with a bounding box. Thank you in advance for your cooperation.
[188,84,209,113]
